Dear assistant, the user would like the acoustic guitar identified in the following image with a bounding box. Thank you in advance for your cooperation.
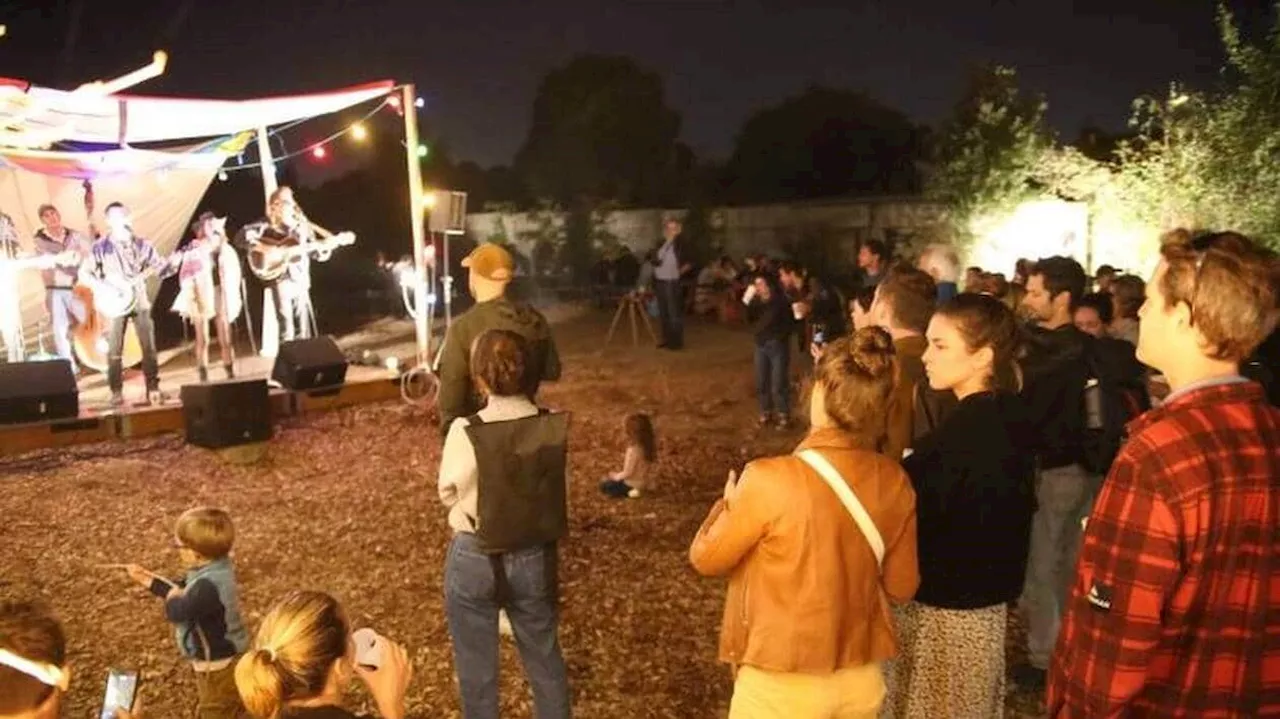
[70,182,142,373]
[248,231,355,282]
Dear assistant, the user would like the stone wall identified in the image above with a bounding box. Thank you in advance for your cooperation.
[464,197,947,267]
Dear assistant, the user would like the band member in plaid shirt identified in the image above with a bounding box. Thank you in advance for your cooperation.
[1047,229,1280,717]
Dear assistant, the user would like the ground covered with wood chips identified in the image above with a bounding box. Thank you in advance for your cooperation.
[1,312,1044,718]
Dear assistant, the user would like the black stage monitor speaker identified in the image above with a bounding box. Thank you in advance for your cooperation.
[272,337,348,392]
[181,378,273,449]
[0,360,79,425]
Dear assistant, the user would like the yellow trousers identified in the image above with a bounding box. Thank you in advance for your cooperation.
[729,662,885,719]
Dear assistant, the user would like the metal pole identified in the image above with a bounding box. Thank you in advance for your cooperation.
[402,84,430,368]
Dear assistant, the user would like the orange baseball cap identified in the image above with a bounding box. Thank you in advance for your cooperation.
[461,243,514,281]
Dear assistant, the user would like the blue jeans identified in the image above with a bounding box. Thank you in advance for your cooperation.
[444,532,571,719]
[654,279,684,348]
[754,338,790,416]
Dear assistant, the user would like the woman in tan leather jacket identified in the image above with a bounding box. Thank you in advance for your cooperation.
[689,327,920,718]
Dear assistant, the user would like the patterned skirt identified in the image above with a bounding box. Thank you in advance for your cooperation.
[881,601,1007,719]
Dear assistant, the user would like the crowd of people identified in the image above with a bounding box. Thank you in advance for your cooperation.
[692,228,1279,717]
[3,221,1279,719]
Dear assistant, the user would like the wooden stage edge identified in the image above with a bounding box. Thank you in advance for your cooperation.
[0,367,404,459]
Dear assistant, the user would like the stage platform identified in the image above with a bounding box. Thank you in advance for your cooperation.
[1,317,429,458]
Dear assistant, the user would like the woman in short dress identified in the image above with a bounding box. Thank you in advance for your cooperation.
[171,212,241,382]
[882,293,1036,718]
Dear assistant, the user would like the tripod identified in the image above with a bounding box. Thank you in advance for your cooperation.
[605,292,658,348]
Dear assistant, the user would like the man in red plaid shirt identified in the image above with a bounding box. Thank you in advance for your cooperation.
[1048,230,1280,717]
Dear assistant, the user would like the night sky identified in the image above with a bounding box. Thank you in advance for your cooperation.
[0,1,1271,168]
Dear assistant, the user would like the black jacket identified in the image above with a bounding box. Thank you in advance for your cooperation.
[1021,323,1089,468]
[903,391,1037,609]
[748,288,793,345]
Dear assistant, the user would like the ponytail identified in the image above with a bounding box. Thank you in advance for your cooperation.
[235,648,288,719]
[235,591,349,719]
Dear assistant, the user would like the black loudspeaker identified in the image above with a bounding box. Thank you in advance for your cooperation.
[272,337,348,391]
[0,360,79,425]
[181,379,273,449]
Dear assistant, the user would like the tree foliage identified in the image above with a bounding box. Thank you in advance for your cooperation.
[722,85,924,204]
[514,55,684,207]
[925,65,1052,248]
[1112,2,1280,248]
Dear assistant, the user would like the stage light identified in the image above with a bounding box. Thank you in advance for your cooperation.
[422,190,437,208]
[217,170,228,181]
[388,95,401,109]
[415,96,425,109]
[350,123,368,141]
[312,146,327,160]
[416,144,429,158]
[385,356,401,372]
[425,244,436,260]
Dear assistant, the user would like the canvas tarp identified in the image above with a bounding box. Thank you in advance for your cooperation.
[0,79,393,146]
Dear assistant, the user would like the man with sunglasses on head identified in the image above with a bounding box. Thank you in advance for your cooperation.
[1048,230,1280,717]
[0,601,140,718]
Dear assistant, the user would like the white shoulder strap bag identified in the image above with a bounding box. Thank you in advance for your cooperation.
[798,449,885,570]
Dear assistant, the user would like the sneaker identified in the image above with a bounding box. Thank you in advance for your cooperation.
[145,389,170,406]
[1011,663,1047,691]
[224,363,236,380]
[107,393,125,410]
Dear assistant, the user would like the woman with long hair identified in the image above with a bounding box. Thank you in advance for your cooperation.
[235,591,412,719]
[881,293,1036,718]
[690,327,919,718]
[171,212,241,382]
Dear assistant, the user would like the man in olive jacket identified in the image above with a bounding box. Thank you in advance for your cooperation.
[436,243,562,435]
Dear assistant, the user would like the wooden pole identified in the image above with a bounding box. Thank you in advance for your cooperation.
[402,84,430,367]
[256,127,280,356]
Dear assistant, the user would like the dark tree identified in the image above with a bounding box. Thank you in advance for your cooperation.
[721,85,925,204]
[514,54,683,206]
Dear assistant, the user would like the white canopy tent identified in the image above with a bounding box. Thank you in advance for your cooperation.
[0,75,396,356]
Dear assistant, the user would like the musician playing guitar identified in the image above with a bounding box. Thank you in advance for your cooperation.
[33,204,91,373]
[78,202,175,408]
[236,186,353,346]
[1,210,76,363]
[0,211,24,362]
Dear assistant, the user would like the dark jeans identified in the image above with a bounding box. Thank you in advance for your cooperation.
[108,309,159,395]
[754,338,790,416]
[654,279,684,348]
[266,281,297,342]
[444,532,570,719]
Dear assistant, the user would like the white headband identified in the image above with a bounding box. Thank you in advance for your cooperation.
[0,648,69,691]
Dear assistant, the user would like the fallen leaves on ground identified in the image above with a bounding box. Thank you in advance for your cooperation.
[0,313,1043,718]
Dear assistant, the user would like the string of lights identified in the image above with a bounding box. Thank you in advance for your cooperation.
[96,85,430,184]
[218,87,430,178]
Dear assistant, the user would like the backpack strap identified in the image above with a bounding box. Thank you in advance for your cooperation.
[797,449,886,570]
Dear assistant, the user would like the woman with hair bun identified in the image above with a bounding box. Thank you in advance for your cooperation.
[235,591,412,719]
[690,327,920,717]
[881,293,1037,719]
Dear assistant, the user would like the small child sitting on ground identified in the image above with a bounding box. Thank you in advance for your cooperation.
[599,413,656,499]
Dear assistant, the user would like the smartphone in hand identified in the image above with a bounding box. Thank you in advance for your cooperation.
[100,668,139,719]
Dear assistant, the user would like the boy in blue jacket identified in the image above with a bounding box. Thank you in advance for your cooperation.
[125,507,248,719]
